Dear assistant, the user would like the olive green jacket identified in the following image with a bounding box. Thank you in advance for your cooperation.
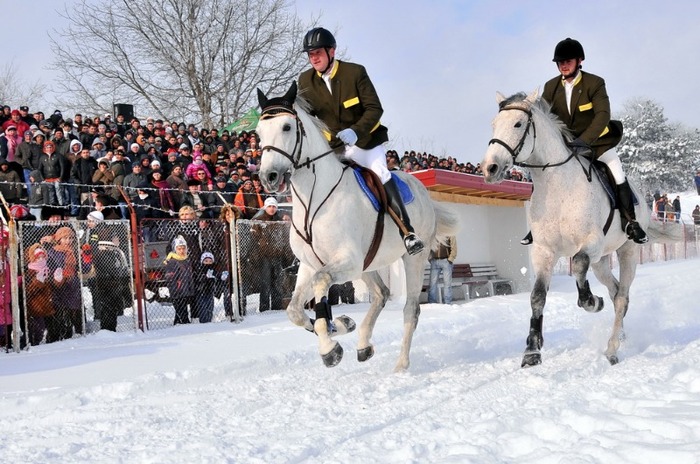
[542,70,622,157]
[298,60,388,150]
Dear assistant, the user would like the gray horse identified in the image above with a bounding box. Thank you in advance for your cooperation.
[482,90,681,366]
[256,83,459,371]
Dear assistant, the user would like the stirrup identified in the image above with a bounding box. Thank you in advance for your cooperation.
[625,221,648,244]
[404,233,425,256]
[520,231,533,246]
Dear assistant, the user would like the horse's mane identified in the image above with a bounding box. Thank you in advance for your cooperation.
[294,91,331,139]
[500,92,573,142]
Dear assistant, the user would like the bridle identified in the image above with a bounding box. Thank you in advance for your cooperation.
[259,106,337,170]
[488,103,583,172]
[488,105,536,164]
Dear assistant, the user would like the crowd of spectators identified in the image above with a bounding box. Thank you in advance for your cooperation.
[0,105,280,223]
[0,105,532,227]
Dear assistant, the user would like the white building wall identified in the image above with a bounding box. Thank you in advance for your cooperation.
[385,200,532,299]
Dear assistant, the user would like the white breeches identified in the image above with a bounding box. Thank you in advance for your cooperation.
[598,148,626,184]
[344,144,392,183]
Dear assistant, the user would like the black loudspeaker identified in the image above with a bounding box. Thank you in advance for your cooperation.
[113,103,134,121]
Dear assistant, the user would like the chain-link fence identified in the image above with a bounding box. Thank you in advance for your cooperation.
[17,219,135,347]
[137,217,297,329]
[236,219,297,314]
[139,218,233,329]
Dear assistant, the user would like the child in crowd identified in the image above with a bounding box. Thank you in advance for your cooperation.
[196,251,227,323]
[163,235,195,324]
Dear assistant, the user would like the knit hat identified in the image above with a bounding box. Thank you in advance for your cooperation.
[200,251,215,263]
[264,197,278,207]
[172,235,187,249]
[87,211,104,222]
[10,204,29,219]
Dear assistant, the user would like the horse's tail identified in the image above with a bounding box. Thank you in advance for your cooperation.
[432,201,460,245]
[646,219,685,243]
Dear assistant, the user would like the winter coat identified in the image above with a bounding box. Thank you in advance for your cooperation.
[15,140,33,170]
[196,261,223,298]
[38,152,65,180]
[234,189,263,219]
[71,156,98,192]
[122,171,147,199]
[0,166,22,200]
[163,252,195,298]
[28,170,44,207]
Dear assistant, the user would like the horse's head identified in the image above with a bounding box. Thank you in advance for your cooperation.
[256,83,299,193]
[482,89,539,184]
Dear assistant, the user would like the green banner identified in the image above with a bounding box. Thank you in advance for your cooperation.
[222,107,260,134]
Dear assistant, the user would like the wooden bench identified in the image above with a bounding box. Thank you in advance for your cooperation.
[421,263,513,303]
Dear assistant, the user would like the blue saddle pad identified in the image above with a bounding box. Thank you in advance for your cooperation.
[352,169,414,212]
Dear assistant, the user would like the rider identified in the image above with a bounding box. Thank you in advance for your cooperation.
[297,27,424,256]
[521,38,648,245]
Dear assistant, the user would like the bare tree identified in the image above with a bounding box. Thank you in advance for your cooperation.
[50,0,315,128]
[0,61,47,110]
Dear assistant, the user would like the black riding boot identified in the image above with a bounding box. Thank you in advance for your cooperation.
[384,178,425,255]
[617,180,648,244]
[520,231,533,245]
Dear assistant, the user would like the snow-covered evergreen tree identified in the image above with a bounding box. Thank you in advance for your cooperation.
[617,98,699,194]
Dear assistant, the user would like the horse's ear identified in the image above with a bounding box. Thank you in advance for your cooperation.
[257,88,268,110]
[496,91,506,104]
[526,88,539,104]
[283,81,298,103]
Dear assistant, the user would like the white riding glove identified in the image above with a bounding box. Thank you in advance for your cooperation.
[337,128,358,146]
[206,269,215,279]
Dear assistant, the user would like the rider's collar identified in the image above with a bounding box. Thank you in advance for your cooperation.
[316,59,339,80]
[561,70,582,87]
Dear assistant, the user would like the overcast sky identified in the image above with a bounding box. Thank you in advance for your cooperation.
[5,1,698,163]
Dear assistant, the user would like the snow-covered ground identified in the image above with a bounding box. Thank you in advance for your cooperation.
[2,250,699,463]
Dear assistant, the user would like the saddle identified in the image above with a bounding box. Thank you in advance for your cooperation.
[346,162,414,269]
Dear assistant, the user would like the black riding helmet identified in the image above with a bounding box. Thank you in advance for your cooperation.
[303,27,336,52]
[552,38,585,62]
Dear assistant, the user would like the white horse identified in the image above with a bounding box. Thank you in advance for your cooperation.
[256,83,459,371]
[482,90,680,366]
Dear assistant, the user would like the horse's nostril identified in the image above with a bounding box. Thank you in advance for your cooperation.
[488,164,498,175]
[268,173,278,183]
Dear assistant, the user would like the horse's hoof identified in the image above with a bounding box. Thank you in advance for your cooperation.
[321,342,344,367]
[332,315,356,336]
[357,345,374,362]
[607,354,619,365]
[521,352,542,367]
[579,296,604,313]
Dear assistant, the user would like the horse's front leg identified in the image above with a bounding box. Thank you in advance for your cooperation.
[287,263,315,332]
[522,246,555,367]
[572,251,603,313]
[310,267,359,368]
